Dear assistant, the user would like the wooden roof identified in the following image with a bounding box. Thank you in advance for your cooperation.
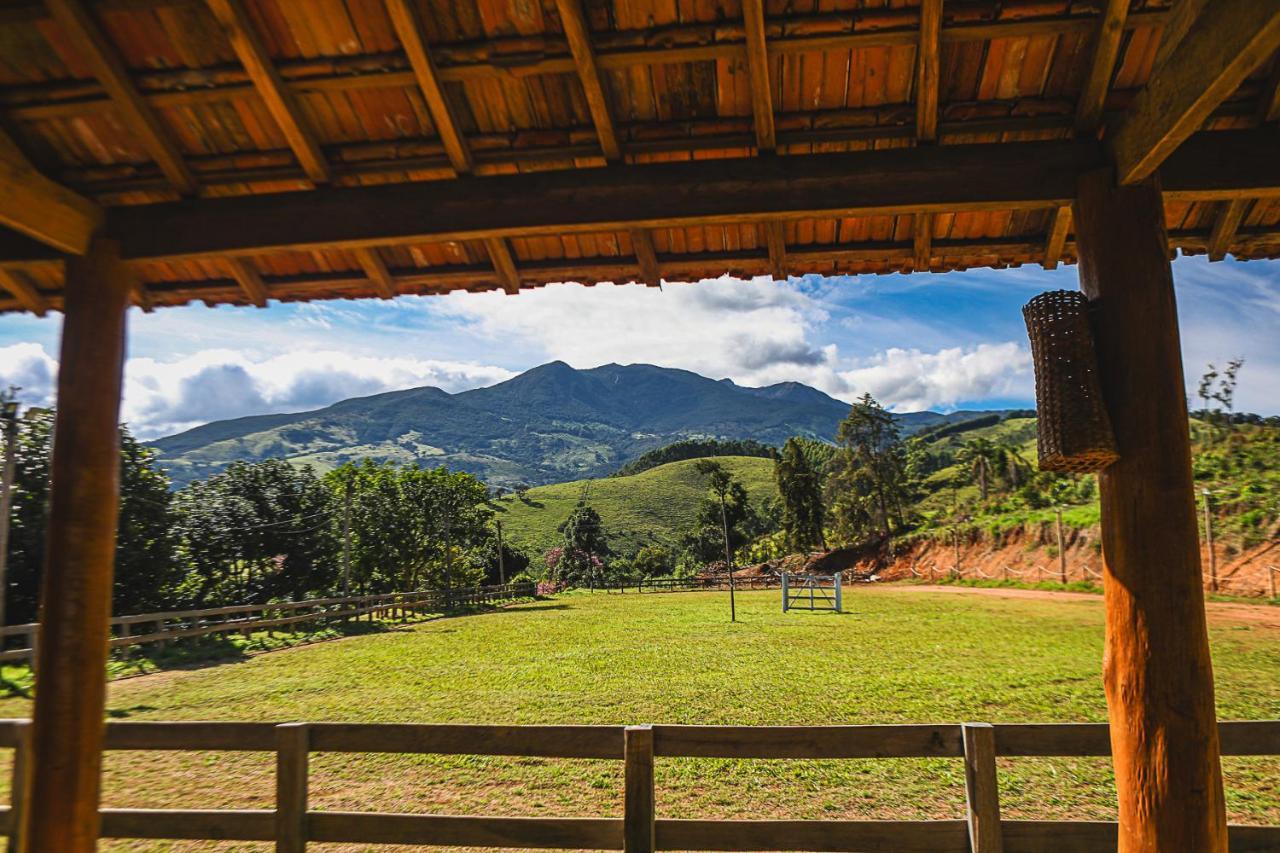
[2,0,1280,314]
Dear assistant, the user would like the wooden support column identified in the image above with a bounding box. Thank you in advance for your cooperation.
[1073,169,1226,853]
[21,238,132,853]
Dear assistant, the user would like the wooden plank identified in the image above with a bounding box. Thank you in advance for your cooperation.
[554,0,620,161]
[275,723,308,853]
[1207,198,1250,261]
[1219,719,1280,755]
[104,721,278,751]
[203,0,328,184]
[225,257,269,307]
[97,808,276,841]
[306,813,624,848]
[44,0,196,194]
[0,131,102,255]
[1110,1,1280,185]
[629,228,661,286]
[7,720,30,852]
[95,140,1104,262]
[306,723,624,758]
[1043,205,1072,270]
[994,723,1111,757]
[913,213,933,272]
[962,723,1003,853]
[23,239,133,853]
[1074,0,1128,134]
[740,0,775,151]
[484,237,521,294]
[1075,168,1227,851]
[1001,821,1280,853]
[1258,58,1280,123]
[353,247,397,298]
[765,221,787,280]
[915,0,942,142]
[0,269,48,317]
[623,726,654,853]
[653,819,970,852]
[652,725,963,759]
[1152,0,1208,74]
[384,0,473,174]
[1161,128,1280,202]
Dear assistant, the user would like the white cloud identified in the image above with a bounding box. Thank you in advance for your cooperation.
[832,343,1032,411]
[0,343,58,406]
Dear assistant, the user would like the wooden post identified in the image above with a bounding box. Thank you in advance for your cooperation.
[1202,490,1217,592]
[623,725,655,853]
[21,239,130,853]
[7,720,31,853]
[1074,168,1227,853]
[961,723,1002,853]
[275,723,309,852]
[1055,506,1067,584]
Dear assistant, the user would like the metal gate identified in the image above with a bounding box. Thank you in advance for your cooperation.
[781,571,843,613]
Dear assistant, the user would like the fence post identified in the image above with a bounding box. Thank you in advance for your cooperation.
[834,572,842,613]
[275,722,309,853]
[25,628,37,667]
[7,720,31,853]
[624,725,655,853]
[781,572,789,612]
[962,722,1003,853]
[1269,566,1277,600]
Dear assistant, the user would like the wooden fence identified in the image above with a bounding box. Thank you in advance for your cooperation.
[0,718,1274,851]
[604,576,781,594]
[0,581,537,665]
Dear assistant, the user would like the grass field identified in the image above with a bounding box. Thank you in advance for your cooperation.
[492,456,776,557]
[0,587,1276,851]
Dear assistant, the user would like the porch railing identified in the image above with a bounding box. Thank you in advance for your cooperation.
[0,718,1275,851]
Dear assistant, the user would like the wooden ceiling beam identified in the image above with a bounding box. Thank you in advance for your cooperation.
[204,0,328,184]
[765,221,787,280]
[0,267,49,315]
[44,0,196,194]
[741,0,776,152]
[555,0,620,161]
[1109,0,1280,185]
[1075,0,1129,134]
[0,129,103,254]
[1043,205,1072,270]
[1207,199,1250,262]
[484,237,520,294]
[224,256,268,306]
[1152,0,1208,73]
[914,0,942,143]
[912,213,933,272]
[384,0,473,175]
[629,228,661,286]
[353,247,397,299]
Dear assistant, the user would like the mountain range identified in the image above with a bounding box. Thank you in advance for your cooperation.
[148,361,1001,488]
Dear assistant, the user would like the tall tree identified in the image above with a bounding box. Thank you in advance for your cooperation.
[694,459,740,621]
[826,393,911,543]
[554,501,611,585]
[775,437,825,552]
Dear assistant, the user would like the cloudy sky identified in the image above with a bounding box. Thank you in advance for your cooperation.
[1,253,1278,439]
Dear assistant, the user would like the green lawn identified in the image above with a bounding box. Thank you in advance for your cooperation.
[493,455,776,557]
[2,588,1276,851]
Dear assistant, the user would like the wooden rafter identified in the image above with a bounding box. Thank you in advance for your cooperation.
[765,221,787,280]
[555,0,620,161]
[1258,58,1280,124]
[1109,0,1280,185]
[0,267,49,315]
[384,0,472,175]
[1075,0,1129,134]
[353,247,397,299]
[1043,205,1072,270]
[484,237,520,295]
[1207,199,1250,262]
[224,256,269,307]
[740,0,775,152]
[629,229,660,287]
[204,0,328,184]
[0,129,102,254]
[915,0,942,142]
[913,213,933,272]
[44,0,196,194]
[1152,0,1207,73]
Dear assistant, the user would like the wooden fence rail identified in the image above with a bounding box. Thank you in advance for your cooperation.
[0,582,537,664]
[604,576,782,594]
[0,718,1274,851]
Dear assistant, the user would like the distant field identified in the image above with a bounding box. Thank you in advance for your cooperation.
[1,588,1275,851]
[492,455,777,558]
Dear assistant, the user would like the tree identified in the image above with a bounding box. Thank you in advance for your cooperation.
[554,501,611,586]
[631,544,674,578]
[826,394,912,544]
[694,459,741,621]
[774,437,825,553]
[1198,358,1246,440]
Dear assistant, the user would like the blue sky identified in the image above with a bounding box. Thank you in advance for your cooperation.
[1,253,1277,438]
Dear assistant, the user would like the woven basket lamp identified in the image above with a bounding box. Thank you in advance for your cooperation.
[1022,290,1119,473]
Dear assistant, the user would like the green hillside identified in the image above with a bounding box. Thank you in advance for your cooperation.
[493,456,777,559]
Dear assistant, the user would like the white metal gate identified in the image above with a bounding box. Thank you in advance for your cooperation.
[781,571,843,613]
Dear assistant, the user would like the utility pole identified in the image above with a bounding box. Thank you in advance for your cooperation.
[1055,505,1067,585]
[720,495,736,622]
[341,472,353,600]
[0,390,20,629]
[495,519,506,585]
[1202,489,1217,593]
